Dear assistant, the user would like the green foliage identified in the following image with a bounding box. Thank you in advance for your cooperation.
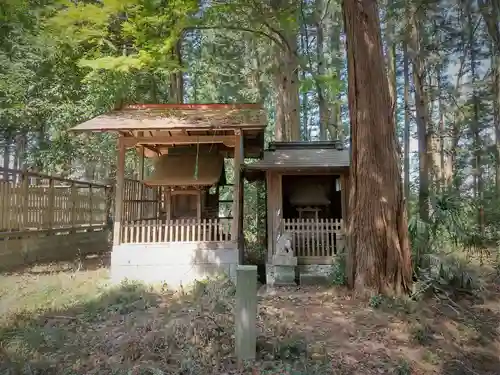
[409,190,490,294]
[410,323,435,345]
[48,0,198,73]
[394,359,412,375]
[329,253,347,286]
[369,295,384,308]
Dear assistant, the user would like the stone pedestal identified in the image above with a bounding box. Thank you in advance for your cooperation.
[266,254,297,286]
[235,265,257,362]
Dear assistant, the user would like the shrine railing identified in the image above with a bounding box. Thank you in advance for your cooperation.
[282,218,344,260]
[121,218,232,244]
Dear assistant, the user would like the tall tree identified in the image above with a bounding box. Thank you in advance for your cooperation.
[343,0,412,295]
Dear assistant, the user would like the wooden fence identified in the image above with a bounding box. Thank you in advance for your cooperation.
[283,218,344,260]
[123,179,160,222]
[0,168,111,235]
[121,218,232,243]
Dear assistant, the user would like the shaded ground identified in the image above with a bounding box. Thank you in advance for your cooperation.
[0,255,499,374]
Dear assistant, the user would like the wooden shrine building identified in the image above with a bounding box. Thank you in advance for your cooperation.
[244,141,350,275]
[71,103,267,286]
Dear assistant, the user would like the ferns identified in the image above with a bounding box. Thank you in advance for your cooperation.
[409,191,490,292]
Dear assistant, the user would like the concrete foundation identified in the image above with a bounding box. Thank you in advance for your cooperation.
[0,228,110,271]
[111,241,238,288]
[266,263,296,286]
[298,264,331,285]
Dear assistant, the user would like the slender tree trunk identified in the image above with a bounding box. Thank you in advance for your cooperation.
[479,0,500,55]
[385,0,397,121]
[275,43,301,141]
[493,44,500,197]
[450,15,468,191]
[343,0,412,295]
[409,6,430,222]
[300,26,310,140]
[2,135,10,180]
[274,45,285,141]
[283,41,301,141]
[428,68,442,191]
[467,10,484,233]
[437,67,446,189]
[315,0,328,141]
[169,40,184,103]
[301,67,309,141]
[403,41,411,201]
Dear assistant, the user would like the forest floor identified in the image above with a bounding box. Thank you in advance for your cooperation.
[0,253,499,375]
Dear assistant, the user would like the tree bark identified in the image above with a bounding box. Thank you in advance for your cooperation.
[403,41,411,201]
[343,0,412,295]
[2,134,10,180]
[300,25,310,140]
[169,40,184,103]
[479,0,500,55]
[278,41,301,141]
[467,9,484,233]
[385,0,397,121]
[436,67,445,189]
[315,0,328,141]
[493,44,500,197]
[409,5,430,222]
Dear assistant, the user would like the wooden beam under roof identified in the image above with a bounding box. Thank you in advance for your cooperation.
[122,135,236,148]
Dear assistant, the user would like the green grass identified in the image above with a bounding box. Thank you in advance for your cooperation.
[0,263,169,374]
[0,267,109,323]
[0,261,240,375]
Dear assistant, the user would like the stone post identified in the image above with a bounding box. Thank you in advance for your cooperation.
[235,265,257,362]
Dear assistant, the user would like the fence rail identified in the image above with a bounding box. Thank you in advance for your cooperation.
[123,179,160,222]
[283,218,344,258]
[0,168,110,233]
[121,218,232,243]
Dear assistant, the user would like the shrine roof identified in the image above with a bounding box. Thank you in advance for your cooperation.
[71,104,267,132]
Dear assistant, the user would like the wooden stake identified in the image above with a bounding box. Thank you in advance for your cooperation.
[113,137,126,245]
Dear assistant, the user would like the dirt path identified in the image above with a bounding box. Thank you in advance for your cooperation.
[257,285,500,374]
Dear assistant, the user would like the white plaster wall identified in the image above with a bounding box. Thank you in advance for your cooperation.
[111,241,238,288]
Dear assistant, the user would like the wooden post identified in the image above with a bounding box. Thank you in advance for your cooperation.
[235,265,257,362]
[340,173,348,222]
[165,189,171,221]
[71,182,77,231]
[113,137,126,246]
[238,170,244,258]
[21,169,29,229]
[88,184,93,227]
[266,171,273,263]
[196,190,202,221]
[104,184,112,228]
[46,177,55,230]
[266,172,282,262]
[232,130,244,260]
[138,146,145,219]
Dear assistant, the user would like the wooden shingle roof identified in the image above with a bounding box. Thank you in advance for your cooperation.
[245,141,350,171]
[71,104,267,132]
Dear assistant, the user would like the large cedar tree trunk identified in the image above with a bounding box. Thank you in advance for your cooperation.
[343,0,412,295]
